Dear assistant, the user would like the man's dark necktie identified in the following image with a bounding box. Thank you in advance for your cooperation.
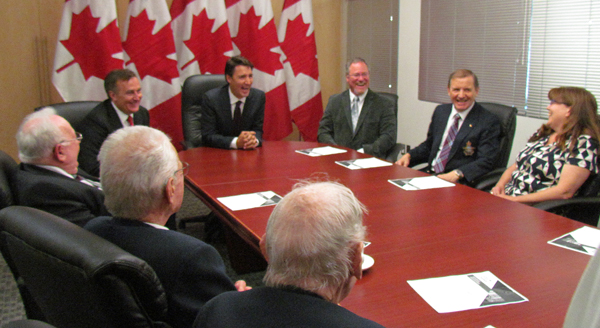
[233,101,243,135]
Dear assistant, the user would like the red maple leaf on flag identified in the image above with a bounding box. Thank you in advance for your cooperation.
[232,7,282,76]
[283,0,302,10]
[224,0,242,7]
[182,9,233,74]
[281,15,319,80]
[56,6,123,80]
[123,10,179,83]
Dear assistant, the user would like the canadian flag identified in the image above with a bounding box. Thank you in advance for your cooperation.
[171,0,234,82]
[226,0,293,141]
[278,0,322,141]
[52,0,124,101]
[122,0,183,149]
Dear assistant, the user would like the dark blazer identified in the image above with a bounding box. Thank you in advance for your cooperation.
[78,99,149,177]
[14,163,109,226]
[199,85,265,149]
[409,102,501,182]
[194,286,385,328]
[317,89,396,159]
[84,217,237,328]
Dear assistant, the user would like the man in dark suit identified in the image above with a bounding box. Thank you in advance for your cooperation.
[194,181,384,328]
[78,69,149,177]
[84,126,249,328]
[396,69,501,184]
[200,56,264,149]
[14,108,109,226]
[318,58,396,159]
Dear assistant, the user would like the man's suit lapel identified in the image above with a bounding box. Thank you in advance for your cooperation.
[353,90,374,137]
[432,105,452,153]
[218,86,234,131]
[241,90,255,128]
[105,101,126,130]
[341,90,353,133]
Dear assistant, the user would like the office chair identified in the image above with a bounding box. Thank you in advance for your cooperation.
[0,206,171,328]
[532,172,600,226]
[1,320,57,328]
[0,151,17,210]
[374,92,406,162]
[34,101,100,131]
[181,74,227,149]
[469,102,518,190]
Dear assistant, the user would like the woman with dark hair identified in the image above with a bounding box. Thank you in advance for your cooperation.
[491,87,600,203]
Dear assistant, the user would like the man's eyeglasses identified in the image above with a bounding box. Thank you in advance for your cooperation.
[349,72,369,79]
[59,132,83,145]
[175,161,190,177]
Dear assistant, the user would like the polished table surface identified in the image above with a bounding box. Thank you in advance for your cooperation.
[180,141,591,328]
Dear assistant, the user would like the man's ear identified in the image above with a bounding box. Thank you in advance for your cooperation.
[259,234,268,262]
[108,90,117,102]
[165,177,176,204]
[351,242,363,280]
[53,144,66,162]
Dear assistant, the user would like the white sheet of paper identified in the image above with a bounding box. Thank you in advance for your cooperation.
[217,191,281,211]
[335,157,393,170]
[548,226,600,255]
[389,176,455,190]
[295,146,347,156]
[408,271,528,313]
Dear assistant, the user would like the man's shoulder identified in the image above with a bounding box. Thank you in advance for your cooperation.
[81,99,113,125]
[249,88,265,97]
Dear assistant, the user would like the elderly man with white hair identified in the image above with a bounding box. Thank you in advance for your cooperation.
[194,181,385,328]
[14,107,109,226]
[84,126,248,328]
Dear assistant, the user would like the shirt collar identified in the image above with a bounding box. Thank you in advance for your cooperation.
[350,89,368,103]
[228,88,247,106]
[143,222,169,230]
[451,101,476,120]
[111,102,131,125]
[35,164,75,179]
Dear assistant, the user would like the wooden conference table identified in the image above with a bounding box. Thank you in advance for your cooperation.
[180,141,591,328]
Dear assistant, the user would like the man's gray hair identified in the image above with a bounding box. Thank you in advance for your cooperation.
[16,107,62,163]
[99,126,178,219]
[345,57,369,75]
[263,181,367,292]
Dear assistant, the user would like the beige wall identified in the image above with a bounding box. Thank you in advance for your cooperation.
[0,0,343,159]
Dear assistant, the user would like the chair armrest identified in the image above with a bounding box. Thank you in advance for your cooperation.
[469,167,505,191]
[533,197,600,211]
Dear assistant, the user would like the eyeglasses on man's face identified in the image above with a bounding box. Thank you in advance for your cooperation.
[59,132,83,145]
[174,161,190,177]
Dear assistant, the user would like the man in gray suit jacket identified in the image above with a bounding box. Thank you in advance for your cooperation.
[317,58,396,159]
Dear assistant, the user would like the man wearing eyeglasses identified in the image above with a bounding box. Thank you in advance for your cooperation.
[317,58,396,159]
[14,107,109,226]
[85,126,249,328]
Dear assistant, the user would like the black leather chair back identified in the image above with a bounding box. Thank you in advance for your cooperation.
[181,74,227,149]
[0,206,171,328]
[35,101,100,131]
[478,102,518,168]
[0,151,17,210]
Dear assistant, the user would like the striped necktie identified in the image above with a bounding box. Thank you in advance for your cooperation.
[433,113,461,173]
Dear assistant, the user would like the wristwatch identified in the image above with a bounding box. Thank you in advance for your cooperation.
[454,170,464,179]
